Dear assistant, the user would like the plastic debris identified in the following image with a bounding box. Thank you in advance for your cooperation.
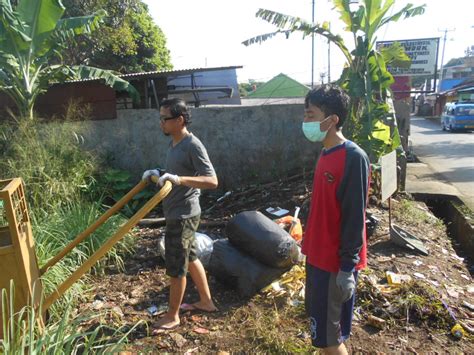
[386,271,412,285]
[390,224,428,256]
[262,264,305,300]
[92,300,104,310]
[451,254,464,262]
[367,315,386,329]
[445,286,460,299]
[147,305,158,316]
[451,323,465,339]
[265,207,289,217]
[193,327,210,334]
[462,301,474,312]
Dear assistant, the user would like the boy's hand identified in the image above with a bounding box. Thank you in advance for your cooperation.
[336,270,355,302]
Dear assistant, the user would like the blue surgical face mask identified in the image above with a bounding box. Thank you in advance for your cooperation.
[302,116,332,142]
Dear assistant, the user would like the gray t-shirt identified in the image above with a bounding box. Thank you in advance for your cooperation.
[162,133,216,219]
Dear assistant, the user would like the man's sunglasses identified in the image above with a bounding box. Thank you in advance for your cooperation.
[160,115,180,122]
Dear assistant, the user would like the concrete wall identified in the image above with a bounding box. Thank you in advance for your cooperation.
[79,105,320,189]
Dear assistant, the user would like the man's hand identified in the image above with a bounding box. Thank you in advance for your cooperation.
[142,169,160,184]
[158,173,180,187]
[336,270,355,302]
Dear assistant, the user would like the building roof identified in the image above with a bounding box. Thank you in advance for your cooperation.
[120,65,243,80]
[247,73,310,98]
[457,86,474,93]
[65,65,243,83]
[440,78,465,92]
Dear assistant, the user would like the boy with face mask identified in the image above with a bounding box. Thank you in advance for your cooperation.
[302,85,370,355]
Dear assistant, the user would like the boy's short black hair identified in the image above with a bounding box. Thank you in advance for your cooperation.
[305,84,350,129]
[160,98,191,126]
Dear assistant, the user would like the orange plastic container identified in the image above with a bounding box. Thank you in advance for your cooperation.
[275,215,303,242]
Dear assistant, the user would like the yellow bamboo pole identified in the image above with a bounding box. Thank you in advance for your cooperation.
[40,177,158,274]
[42,181,171,311]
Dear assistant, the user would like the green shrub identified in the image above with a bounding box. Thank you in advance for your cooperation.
[1,282,140,354]
[0,116,135,317]
[0,118,99,216]
[95,168,157,217]
[33,201,133,318]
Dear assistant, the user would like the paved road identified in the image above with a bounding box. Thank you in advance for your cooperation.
[410,116,474,210]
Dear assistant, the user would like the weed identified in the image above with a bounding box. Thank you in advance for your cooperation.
[0,281,142,354]
[392,199,444,231]
[232,297,313,353]
[33,201,133,319]
[94,168,156,217]
[0,118,99,216]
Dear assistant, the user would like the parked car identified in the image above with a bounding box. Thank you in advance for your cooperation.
[441,102,474,132]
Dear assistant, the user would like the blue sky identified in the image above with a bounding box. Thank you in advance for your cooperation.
[143,0,472,84]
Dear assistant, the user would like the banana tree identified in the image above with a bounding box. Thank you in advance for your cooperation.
[0,0,139,119]
[243,0,425,162]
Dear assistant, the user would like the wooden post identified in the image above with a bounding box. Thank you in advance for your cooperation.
[42,181,171,311]
[0,178,43,339]
[40,180,149,274]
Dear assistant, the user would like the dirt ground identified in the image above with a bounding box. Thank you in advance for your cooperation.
[79,172,474,353]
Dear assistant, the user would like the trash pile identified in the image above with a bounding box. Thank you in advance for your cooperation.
[207,211,300,298]
[78,172,473,352]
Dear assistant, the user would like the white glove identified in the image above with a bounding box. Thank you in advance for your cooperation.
[142,169,160,184]
[336,270,356,303]
[158,173,180,186]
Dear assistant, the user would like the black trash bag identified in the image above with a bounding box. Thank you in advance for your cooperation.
[208,239,290,298]
[226,211,299,269]
[366,212,380,239]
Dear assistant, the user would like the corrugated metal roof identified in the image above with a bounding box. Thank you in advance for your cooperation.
[440,78,464,92]
[120,65,243,80]
[457,86,474,93]
[64,65,243,84]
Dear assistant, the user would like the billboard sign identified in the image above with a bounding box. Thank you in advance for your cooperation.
[376,38,440,77]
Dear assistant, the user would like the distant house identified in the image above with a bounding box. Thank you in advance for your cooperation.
[0,66,242,120]
[421,57,474,116]
[440,56,474,92]
[241,73,310,106]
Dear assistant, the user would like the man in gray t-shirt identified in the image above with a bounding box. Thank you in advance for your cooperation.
[162,133,215,220]
[142,98,218,332]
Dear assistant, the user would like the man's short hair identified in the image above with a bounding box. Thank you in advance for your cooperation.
[160,98,191,126]
[305,84,350,129]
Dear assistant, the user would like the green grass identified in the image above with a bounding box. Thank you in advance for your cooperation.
[393,198,445,230]
[1,282,141,355]
[0,118,100,216]
[0,114,138,349]
[231,297,313,353]
[33,201,134,319]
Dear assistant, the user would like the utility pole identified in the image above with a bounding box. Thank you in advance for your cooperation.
[311,0,315,88]
[437,27,455,93]
[327,23,331,83]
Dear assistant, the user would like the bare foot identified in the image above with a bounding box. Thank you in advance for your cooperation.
[180,300,218,313]
[154,313,180,333]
